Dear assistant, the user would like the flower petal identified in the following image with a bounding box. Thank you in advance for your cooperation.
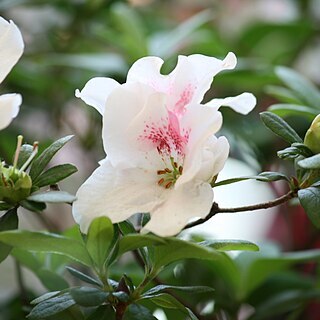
[75,77,120,115]
[176,104,223,186]
[169,52,237,109]
[72,159,166,233]
[197,136,230,182]
[142,181,213,237]
[206,92,256,115]
[126,56,169,92]
[0,17,24,84]
[0,93,22,130]
[103,82,167,169]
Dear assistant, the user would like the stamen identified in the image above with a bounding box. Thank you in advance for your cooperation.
[20,141,39,172]
[165,168,172,173]
[158,178,165,185]
[157,170,167,175]
[178,166,183,174]
[165,181,173,189]
[13,135,23,169]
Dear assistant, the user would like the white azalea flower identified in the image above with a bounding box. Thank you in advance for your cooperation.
[73,81,229,236]
[74,53,256,236]
[75,52,256,116]
[0,17,24,130]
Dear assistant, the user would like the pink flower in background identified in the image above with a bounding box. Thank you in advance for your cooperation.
[73,53,256,236]
[0,17,24,130]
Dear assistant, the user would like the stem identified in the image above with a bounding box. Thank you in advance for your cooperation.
[132,251,206,320]
[185,190,297,230]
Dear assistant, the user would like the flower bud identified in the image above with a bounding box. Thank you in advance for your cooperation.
[0,163,32,205]
[304,114,320,154]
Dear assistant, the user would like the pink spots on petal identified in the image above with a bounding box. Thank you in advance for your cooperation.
[174,84,194,115]
[139,115,190,158]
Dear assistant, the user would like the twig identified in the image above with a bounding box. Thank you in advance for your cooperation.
[185,190,297,230]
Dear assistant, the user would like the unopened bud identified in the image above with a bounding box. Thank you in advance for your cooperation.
[304,114,320,154]
[0,163,32,205]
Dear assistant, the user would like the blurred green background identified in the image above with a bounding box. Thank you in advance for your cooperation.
[0,0,320,319]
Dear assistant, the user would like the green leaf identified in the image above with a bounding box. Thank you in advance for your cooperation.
[265,86,302,104]
[152,237,222,271]
[200,239,259,252]
[0,202,12,210]
[36,269,69,291]
[27,191,76,203]
[298,187,320,228]
[123,304,157,320]
[0,208,18,262]
[86,217,114,269]
[0,230,92,266]
[298,154,320,169]
[86,305,116,320]
[29,135,73,181]
[118,234,166,257]
[142,284,214,298]
[275,66,320,109]
[148,293,198,319]
[250,289,320,320]
[34,164,78,188]
[31,291,61,305]
[19,199,46,212]
[268,104,318,121]
[258,171,290,182]
[66,266,102,287]
[70,287,109,307]
[260,111,302,144]
[27,293,75,319]
[17,144,34,169]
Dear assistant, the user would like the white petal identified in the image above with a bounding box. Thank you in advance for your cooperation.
[0,93,22,130]
[103,82,166,169]
[126,56,169,92]
[197,136,230,182]
[142,182,213,237]
[75,77,120,115]
[169,52,237,108]
[0,17,24,84]
[72,159,166,233]
[206,92,256,115]
[176,104,223,186]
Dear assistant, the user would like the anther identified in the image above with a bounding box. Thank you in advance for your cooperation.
[157,170,166,175]
[165,168,172,173]
[165,181,173,189]
[178,166,183,174]
[158,178,165,185]
[173,161,178,168]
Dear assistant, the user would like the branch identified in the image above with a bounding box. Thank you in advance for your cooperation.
[185,190,297,230]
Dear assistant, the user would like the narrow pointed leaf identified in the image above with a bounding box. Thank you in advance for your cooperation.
[268,104,318,120]
[34,164,78,187]
[275,66,320,109]
[27,293,75,319]
[200,239,259,252]
[70,287,109,307]
[66,266,102,287]
[260,111,302,144]
[29,135,73,180]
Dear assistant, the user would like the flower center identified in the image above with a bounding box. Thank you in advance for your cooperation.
[157,157,183,189]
